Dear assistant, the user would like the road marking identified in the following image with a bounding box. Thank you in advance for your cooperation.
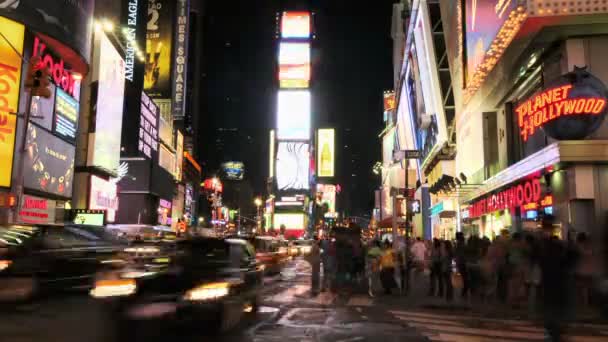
[267,284,310,303]
[390,309,608,342]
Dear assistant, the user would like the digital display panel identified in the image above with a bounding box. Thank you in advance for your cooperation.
[159,144,175,175]
[277,90,310,140]
[90,31,126,172]
[89,175,119,222]
[274,213,305,230]
[175,131,184,181]
[276,142,310,191]
[24,124,75,197]
[278,42,310,65]
[317,129,335,178]
[54,88,79,141]
[72,212,105,226]
[316,184,336,213]
[222,161,245,180]
[30,83,56,131]
[139,92,159,159]
[281,11,310,38]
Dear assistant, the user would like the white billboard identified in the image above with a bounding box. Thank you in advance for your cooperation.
[278,42,310,65]
[276,142,310,190]
[89,31,126,172]
[277,90,310,140]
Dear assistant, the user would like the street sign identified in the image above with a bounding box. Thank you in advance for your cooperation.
[393,149,421,161]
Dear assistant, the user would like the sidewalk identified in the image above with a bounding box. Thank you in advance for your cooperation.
[369,270,607,324]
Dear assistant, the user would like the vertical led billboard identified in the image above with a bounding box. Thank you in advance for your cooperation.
[175,130,184,181]
[89,31,126,173]
[0,17,24,188]
[316,184,336,213]
[278,42,310,88]
[276,142,310,191]
[144,0,174,98]
[317,129,335,178]
[89,175,119,222]
[281,12,311,39]
[269,130,275,178]
[277,90,310,140]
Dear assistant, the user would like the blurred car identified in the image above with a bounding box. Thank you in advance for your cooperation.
[293,240,313,256]
[92,237,264,335]
[0,225,123,304]
[252,236,290,274]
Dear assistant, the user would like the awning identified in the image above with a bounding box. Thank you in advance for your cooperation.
[425,160,456,194]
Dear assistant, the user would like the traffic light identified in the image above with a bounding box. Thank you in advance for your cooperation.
[24,56,52,98]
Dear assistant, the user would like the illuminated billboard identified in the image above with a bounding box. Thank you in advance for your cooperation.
[89,175,119,222]
[274,213,305,238]
[175,130,184,181]
[278,42,310,89]
[465,0,518,92]
[89,31,126,172]
[276,142,310,191]
[24,125,75,197]
[54,88,79,142]
[277,90,310,140]
[30,84,56,131]
[0,16,24,188]
[140,92,159,159]
[159,145,176,175]
[317,129,335,178]
[144,0,174,98]
[281,11,311,38]
[269,130,275,178]
[279,42,310,65]
[317,184,336,213]
[221,161,245,180]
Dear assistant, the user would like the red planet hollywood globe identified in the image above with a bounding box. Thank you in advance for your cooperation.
[540,67,608,140]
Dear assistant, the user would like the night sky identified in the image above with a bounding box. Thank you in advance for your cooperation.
[200,0,395,217]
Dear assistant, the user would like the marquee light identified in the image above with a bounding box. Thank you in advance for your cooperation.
[468,178,541,218]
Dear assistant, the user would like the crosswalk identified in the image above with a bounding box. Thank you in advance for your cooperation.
[389,309,608,342]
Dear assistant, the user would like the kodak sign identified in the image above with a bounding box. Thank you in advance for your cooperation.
[0,17,25,188]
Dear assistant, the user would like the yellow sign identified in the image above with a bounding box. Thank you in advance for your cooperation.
[0,17,24,188]
[317,128,335,178]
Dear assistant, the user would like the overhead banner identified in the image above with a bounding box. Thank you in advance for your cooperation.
[171,0,190,118]
[145,0,174,98]
[0,16,24,188]
[24,125,75,197]
[0,0,95,62]
[89,31,126,173]
[317,129,335,178]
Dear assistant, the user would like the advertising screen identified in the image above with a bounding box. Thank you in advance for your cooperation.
[175,130,184,181]
[157,99,173,145]
[159,144,176,175]
[316,184,336,213]
[465,0,517,85]
[89,175,119,222]
[70,210,105,226]
[0,0,95,61]
[279,42,310,65]
[221,161,245,180]
[317,129,335,178]
[281,11,310,38]
[269,130,275,178]
[140,92,159,158]
[30,83,56,131]
[277,90,310,140]
[144,0,174,98]
[278,42,310,89]
[0,16,24,188]
[24,125,75,197]
[276,142,310,191]
[90,31,125,172]
[54,88,79,141]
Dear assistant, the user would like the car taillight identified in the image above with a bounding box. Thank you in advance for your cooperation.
[0,260,12,271]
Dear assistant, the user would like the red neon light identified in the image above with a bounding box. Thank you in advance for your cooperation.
[515,84,607,141]
[469,178,541,218]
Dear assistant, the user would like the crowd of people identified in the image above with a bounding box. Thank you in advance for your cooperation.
[312,221,602,341]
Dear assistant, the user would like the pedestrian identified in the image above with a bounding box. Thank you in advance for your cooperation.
[440,240,454,302]
[366,240,383,297]
[321,236,336,292]
[410,237,427,274]
[507,232,527,306]
[539,221,579,341]
[455,232,469,299]
[379,240,397,295]
[524,233,541,318]
[428,238,443,297]
[309,236,321,296]
[575,232,596,309]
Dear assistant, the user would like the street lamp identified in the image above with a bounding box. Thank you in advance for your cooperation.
[254,197,262,233]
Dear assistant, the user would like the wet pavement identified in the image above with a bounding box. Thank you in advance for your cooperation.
[1,258,608,341]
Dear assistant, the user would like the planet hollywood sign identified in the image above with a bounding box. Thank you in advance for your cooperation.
[516,67,608,141]
[467,178,541,219]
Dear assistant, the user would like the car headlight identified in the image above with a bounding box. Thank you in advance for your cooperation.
[0,260,12,271]
[183,282,230,301]
[124,246,160,253]
[90,279,137,298]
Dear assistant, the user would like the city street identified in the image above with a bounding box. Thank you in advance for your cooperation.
[2,258,608,342]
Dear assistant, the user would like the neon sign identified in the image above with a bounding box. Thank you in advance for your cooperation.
[516,85,606,141]
[469,178,541,218]
[516,68,608,141]
[33,36,79,98]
